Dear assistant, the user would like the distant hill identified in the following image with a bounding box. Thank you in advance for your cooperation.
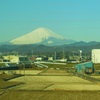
[69,41,100,46]
[0,41,100,54]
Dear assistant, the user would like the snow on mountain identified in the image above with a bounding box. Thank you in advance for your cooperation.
[10,27,75,45]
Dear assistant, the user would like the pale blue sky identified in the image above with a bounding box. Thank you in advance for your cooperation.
[0,0,100,42]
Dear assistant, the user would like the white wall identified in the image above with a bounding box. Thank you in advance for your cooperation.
[92,49,100,63]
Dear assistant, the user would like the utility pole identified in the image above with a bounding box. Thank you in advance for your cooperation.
[54,47,56,61]
[63,48,65,59]
[54,51,56,61]
[23,56,25,75]
[79,50,82,62]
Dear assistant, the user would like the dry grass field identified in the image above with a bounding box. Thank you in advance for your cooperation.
[8,69,100,91]
[0,64,100,100]
[0,74,23,89]
[0,70,43,75]
[91,76,100,79]
[0,90,100,100]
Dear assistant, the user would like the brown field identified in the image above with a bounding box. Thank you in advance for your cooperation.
[8,72,100,91]
[0,63,100,100]
[0,90,100,100]
[91,76,100,79]
[0,74,23,89]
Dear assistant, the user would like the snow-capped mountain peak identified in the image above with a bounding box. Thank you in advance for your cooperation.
[10,27,75,45]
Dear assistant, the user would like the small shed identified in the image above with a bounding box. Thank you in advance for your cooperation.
[74,62,94,74]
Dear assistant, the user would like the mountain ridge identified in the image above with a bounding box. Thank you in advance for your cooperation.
[69,41,100,46]
[1,42,100,54]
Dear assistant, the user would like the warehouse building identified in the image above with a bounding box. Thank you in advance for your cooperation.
[74,62,94,74]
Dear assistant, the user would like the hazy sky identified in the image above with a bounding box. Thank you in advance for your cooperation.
[0,0,100,42]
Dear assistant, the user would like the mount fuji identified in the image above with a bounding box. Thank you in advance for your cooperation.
[10,27,75,45]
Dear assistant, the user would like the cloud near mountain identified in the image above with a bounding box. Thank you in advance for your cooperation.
[10,27,75,45]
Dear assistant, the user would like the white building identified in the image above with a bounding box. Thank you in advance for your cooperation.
[3,55,19,63]
[48,57,53,61]
[2,55,30,64]
[36,57,42,61]
[92,49,100,63]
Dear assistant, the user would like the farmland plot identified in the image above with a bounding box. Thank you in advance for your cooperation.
[0,90,100,100]
[0,70,43,75]
[9,76,91,83]
[39,69,69,75]
[91,76,100,79]
[8,69,100,91]
[9,75,99,91]
[45,84,100,90]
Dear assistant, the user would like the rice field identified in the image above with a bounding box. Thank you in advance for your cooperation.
[0,70,43,75]
[0,68,100,100]
[8,68,100,91]
[0,90,100,100]
[91,76,100,79]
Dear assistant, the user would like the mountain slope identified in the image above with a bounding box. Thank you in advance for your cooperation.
[10,27,75,45]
